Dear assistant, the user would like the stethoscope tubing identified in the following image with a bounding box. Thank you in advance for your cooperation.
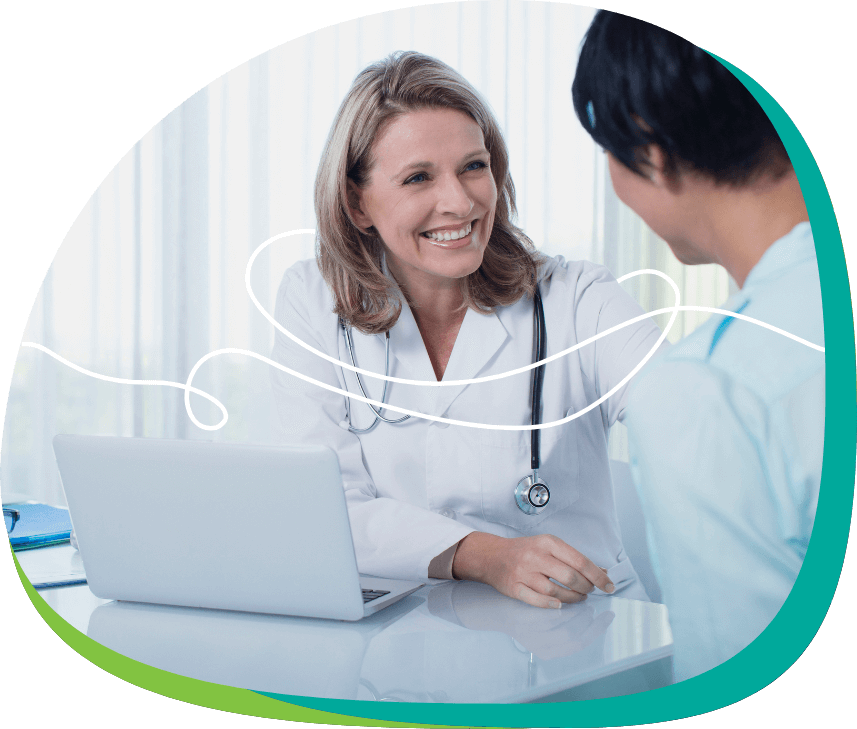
[530,286,547,473]
[342,323,410,433]
[341,285,549,514]
[340,285,546,475]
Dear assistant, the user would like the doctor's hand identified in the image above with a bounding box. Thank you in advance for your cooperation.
[451,532,614,609]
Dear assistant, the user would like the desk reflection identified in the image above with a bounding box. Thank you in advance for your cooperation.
[427,581,615,659]
[360,582,620,702]
[86,583,672,703]
[87,595,423,698]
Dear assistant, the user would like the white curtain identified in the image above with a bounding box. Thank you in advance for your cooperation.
[2,1,731,505]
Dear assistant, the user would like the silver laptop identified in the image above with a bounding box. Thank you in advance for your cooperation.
[52,435,423,620]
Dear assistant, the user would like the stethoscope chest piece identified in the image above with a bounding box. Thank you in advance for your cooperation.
[515,473,550,516]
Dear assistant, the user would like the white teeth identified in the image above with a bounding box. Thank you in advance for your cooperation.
[425,222,472,242]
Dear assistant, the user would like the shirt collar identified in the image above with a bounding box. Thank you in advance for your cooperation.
[702,222,815,357]
[742,221,815,291]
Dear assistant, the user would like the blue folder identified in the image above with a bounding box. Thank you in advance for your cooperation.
[6,503,73,551]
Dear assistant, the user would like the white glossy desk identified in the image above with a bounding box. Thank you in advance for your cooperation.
[21,545,674,703]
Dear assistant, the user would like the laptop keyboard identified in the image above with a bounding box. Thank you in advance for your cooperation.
[362,589,391,603]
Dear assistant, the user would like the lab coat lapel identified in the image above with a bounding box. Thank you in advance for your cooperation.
[381,226,511,417]
[434,307,509,417]
[388,300,440,412]
[381,252,441,410]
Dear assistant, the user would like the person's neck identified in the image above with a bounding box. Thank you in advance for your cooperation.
[387,256,466,332]
[386,257,467,380]
[411,292,467,332]
[693,171,808,288]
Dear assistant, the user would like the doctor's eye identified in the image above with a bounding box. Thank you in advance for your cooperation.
[404,172,430,185]
[463,160,488,172]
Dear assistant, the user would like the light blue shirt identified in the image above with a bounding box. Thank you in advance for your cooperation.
[625,222,824,682]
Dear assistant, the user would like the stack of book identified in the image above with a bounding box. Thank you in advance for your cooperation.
[6,503,73,551]
[6,503,87,588]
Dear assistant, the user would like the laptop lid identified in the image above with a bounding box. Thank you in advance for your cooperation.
[53,436,367,620]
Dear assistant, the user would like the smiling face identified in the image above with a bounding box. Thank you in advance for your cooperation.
[348,108,498,293]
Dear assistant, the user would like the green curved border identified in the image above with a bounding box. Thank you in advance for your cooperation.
[8,36,854,729]
[10,549,455,728]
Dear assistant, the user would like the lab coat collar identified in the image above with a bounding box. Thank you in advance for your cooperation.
[387,294,510,417]
[381,253,513,416]
[436,252,552,415]
[388,297,438,385]
[446,255,555,416]
[380,253,441,391]
[435,306,509,417]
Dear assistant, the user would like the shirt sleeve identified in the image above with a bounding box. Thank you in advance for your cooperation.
[270,266,473,581]
[624,359,806,681]
[570,265,668,426]
[428,542,460,580]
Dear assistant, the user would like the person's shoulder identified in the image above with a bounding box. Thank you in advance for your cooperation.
[627,299,740,415]
[629,345,724,420]
[630,292,823,431]
[540,254,613,282]
[708,266,823,403]
[735,222,822,347]
[276,258,334,309]
[539,254,622,300]
[658,317,720,365]
[274,258,339,334]
[748,222,818,287]
[627,225,823,480]
[744,262,822,344]
[278,256,323,288]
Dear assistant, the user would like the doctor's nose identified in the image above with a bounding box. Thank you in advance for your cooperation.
[435,175,474,217]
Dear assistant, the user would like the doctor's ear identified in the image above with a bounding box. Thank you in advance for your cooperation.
[346,179,374,231]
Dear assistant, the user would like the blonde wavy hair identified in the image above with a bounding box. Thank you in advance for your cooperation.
[315,51,540,334]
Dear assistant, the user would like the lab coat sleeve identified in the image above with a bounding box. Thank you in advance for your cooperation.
[624,360,806,681]
[270,265,474,581]
[572,265,667,425]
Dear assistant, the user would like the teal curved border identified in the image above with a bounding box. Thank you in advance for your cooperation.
[253,52,857,727]
[7,29,853,729]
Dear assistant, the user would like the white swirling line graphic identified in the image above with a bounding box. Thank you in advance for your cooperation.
[20,229,825,432]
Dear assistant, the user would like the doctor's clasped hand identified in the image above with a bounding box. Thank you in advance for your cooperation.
[452,533,614,608]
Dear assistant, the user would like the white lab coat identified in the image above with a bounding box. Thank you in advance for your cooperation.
[270,255,663,600]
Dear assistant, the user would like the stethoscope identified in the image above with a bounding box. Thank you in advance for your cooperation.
[340,285,550,516]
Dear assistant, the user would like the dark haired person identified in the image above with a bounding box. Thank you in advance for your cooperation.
[572,11,823,681]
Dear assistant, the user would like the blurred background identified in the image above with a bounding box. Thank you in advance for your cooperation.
[2,0,731,506]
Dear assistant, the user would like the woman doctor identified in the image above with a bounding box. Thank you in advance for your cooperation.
[271,52,664,608]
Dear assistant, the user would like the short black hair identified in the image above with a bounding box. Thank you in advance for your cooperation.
[571,11,790,185]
